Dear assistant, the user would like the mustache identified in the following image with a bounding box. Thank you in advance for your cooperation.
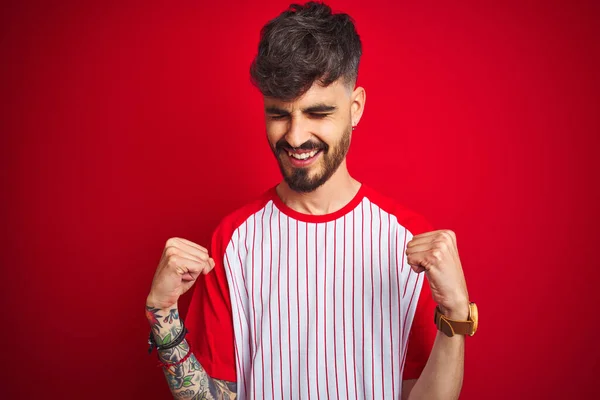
[275,138,328,152]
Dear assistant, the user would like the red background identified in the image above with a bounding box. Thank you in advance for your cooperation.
[2,0,599,399]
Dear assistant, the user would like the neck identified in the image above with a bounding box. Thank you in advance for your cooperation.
[276,160,361,215]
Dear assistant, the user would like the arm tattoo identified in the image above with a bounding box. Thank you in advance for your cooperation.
[146,305,237,399]
[191,375,237,400]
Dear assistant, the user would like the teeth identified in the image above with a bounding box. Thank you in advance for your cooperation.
[288,150,318,160]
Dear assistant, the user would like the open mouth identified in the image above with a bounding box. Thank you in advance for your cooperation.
[284,148,323,166]
[287,149,321,160]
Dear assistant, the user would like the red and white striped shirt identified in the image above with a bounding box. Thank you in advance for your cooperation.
[186,183,437,399]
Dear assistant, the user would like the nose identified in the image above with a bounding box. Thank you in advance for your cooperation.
[285,116,311,148]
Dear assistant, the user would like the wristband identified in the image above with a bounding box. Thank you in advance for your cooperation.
[147,321,188,354]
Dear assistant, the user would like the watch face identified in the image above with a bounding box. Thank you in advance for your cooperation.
[469,303,479,335]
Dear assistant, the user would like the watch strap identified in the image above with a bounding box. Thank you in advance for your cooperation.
[434,303,477,337]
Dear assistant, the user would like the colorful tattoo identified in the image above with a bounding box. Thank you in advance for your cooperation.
[146,304,236,399]
[163,309,179,324]
[145,305,163,334]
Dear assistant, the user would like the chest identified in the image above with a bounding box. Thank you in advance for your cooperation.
[222,205,416,325]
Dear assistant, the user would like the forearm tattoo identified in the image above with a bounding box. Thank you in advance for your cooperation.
[146,306,237,399]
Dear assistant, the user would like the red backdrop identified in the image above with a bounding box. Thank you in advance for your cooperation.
[2,0,599,399]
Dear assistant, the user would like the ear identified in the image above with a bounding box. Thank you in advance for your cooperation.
[350,86,366,128]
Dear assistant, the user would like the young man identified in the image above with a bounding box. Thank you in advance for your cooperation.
[145,2,477,399]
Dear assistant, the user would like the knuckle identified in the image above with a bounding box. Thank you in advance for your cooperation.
[431,249,443,261]
[164,246,178,257]
[434,240,447,251]
[167,254,179,267]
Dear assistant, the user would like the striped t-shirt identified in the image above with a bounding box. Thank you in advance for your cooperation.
[186,183,437,400]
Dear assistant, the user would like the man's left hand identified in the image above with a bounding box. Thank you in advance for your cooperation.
[405,229,470,320]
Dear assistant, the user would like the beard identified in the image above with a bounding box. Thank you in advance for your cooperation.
[271,124,352,193]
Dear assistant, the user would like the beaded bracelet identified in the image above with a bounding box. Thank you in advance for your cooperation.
[147,321,188,354]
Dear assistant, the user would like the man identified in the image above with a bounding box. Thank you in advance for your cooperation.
[145,2,477,399]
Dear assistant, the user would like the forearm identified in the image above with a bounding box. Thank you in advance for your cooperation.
[407,330,464,400]
[146,304,237,399]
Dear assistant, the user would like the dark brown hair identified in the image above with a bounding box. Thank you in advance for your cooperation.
[250,1,362,101]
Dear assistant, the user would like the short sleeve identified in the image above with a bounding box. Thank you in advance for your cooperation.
[402,275,437,379]
[185,224,237,382]
[401,216,438,380]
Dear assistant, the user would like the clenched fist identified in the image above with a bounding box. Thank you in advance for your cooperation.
[146,237,215,310]
[405,229,470,320]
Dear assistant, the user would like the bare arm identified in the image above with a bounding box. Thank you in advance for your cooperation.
[404,230,471,400]
[147,304,237,399]
[401,379,416,400]
[403,307,467,400]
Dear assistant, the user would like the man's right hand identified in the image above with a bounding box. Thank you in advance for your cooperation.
[146,237,215,310]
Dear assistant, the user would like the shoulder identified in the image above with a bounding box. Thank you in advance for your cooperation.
[361,183,435,236]
[211,186,276,243]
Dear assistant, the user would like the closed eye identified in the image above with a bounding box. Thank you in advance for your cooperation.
[269,114,288,121]
[267,113,330,120]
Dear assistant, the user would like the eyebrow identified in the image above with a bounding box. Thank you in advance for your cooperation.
[265,104,337,115]
[304,104,337,113]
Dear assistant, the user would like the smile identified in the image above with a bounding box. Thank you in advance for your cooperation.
[287,149,320,160]
[284,149,323,167]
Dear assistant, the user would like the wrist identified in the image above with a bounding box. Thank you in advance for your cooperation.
[146,294,178,315]
[145,299,179,330]
[440,301,470,320]
[148,315,187,356]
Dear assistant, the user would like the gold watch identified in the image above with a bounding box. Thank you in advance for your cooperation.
[434,302,478,337]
